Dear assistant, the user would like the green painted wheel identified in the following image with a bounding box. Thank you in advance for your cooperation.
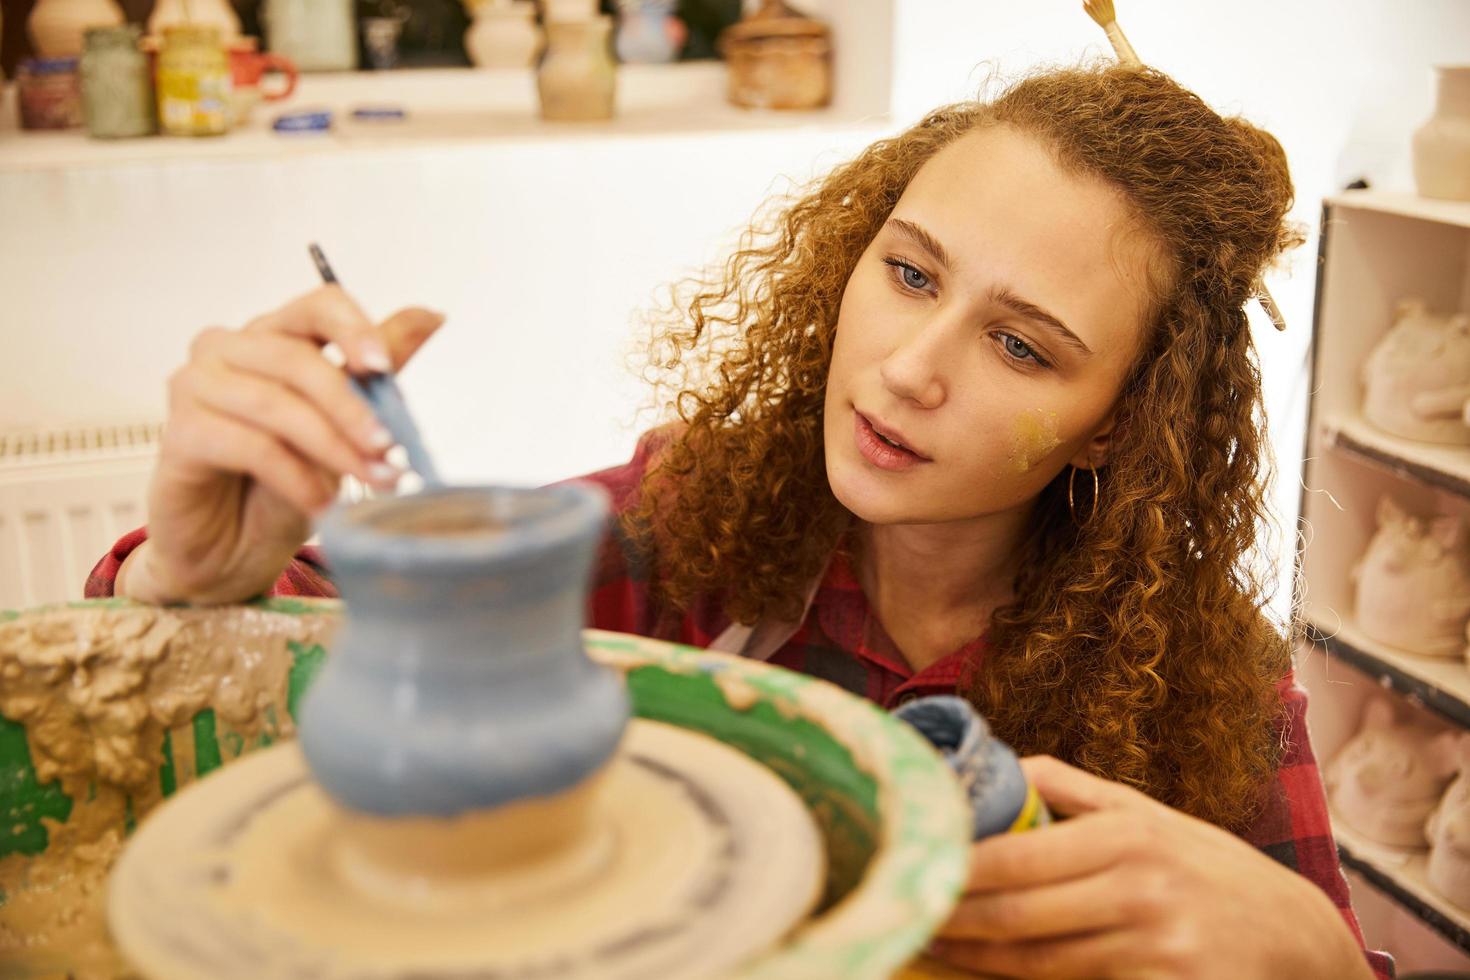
[0,600,968,978]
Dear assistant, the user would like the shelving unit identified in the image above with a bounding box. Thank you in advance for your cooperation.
[1298,189,1470,959]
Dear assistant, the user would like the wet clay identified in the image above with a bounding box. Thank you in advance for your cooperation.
[110,720,826,979]
[0,602,339,979]
[1007,409,1061,473]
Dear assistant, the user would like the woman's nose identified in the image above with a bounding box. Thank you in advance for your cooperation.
[878,318,952,409]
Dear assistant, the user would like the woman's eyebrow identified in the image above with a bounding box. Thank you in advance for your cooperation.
[987,287,1093,357]
[888,218,955,271]
[886,217,1093,358]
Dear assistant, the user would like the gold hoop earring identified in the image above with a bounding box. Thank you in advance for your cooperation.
[1068,465,1100,526]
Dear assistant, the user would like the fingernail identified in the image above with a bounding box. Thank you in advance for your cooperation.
[361,341,392,373]
[365,425,394,451]
[368,462,401,486]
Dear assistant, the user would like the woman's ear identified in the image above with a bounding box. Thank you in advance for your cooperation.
[1069,409,1119,469]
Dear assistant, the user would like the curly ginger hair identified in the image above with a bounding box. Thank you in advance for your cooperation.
[628,63,1304,832]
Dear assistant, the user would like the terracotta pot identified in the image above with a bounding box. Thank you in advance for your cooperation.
[27,0,124,58]
[1413,65,1470,202]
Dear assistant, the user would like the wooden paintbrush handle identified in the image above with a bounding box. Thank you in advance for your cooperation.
[1105,22,1142,67]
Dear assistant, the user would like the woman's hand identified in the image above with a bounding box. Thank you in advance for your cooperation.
[926,755,1375,979]
[118,286,444,606]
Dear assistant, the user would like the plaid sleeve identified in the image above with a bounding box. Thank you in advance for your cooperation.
[1241,673,1394,979]
[559,426,685,639]
[83,527,338,600]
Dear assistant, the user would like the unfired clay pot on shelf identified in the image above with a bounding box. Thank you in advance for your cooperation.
[1413,66,1470,202]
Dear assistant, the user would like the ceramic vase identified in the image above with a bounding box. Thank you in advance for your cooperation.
[538,14,616,121]
[298,482,627,819]
[146,0,241,39]
[262,0,357,72]
[28,0,124,57]
[1413,66,1470,202]
[464,0,543,69]
[614,0,684,64]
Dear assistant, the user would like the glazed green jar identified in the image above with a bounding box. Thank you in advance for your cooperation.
[80,25,156,139]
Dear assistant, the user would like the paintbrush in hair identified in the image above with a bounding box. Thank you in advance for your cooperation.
[1081,1,1287,332]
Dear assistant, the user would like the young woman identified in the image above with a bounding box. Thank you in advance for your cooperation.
[90,64,1390,978]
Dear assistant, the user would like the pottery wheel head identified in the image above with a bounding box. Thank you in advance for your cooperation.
[108,719,826,980]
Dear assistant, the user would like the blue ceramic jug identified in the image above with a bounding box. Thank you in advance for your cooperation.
[299,482,627,817]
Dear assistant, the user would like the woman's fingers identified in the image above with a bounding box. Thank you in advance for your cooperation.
[379,307,447,371]
[1020,754,1148,817]
[243,285,394,375]
[165,404,341,516]
[940,866,1134,942]
[184,365,400,492]
[963,810,1132,894]
[192,328,393,457]
[928,927,1138,980]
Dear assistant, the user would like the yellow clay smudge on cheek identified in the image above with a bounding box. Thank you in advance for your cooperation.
[1007,409,1061,473]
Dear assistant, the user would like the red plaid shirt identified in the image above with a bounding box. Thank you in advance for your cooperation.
[86,431,1392,977]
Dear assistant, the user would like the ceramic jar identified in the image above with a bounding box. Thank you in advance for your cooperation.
[538,14,616,121]
[719,0,831,111]
[263,0,358,72]
[27,0,123,58]
[299,482,628,823]
[81,25,156,138]
[464,0,543,69]
[614,0,685,64]
[156,24,231,136]
[1413,66,1470,202]
[16,56,83,129]
[146,0,241,39]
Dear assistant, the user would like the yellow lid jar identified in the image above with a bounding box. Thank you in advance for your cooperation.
[157,24,231,136]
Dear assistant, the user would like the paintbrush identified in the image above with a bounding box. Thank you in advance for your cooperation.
[1081,0,1287,332]
[309,243,443,488]
[1082,0,1141,67]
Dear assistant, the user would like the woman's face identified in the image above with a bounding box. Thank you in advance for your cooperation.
[824,124,1160,526]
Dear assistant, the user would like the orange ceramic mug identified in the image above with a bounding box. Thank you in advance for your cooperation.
[227,36,297,123]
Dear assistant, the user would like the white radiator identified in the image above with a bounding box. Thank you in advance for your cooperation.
[0,423,162,611]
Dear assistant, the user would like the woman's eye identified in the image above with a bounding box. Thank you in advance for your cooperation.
[883,258,931,292]
[998,332,1048,367]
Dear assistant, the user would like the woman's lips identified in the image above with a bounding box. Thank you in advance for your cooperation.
[854,411,929,471]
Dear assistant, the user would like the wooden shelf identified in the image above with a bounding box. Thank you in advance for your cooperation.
[1305,617,1470,732]
[1331,811,1470,954]
[1325,189,1470,230]
[1321,412,1470,500]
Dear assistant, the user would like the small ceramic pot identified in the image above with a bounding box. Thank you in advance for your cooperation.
[1413,66,1470,202]
[299,482,626,817]
[614,0,685,64]
[464,0,543,69]
[538,14,617,121]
